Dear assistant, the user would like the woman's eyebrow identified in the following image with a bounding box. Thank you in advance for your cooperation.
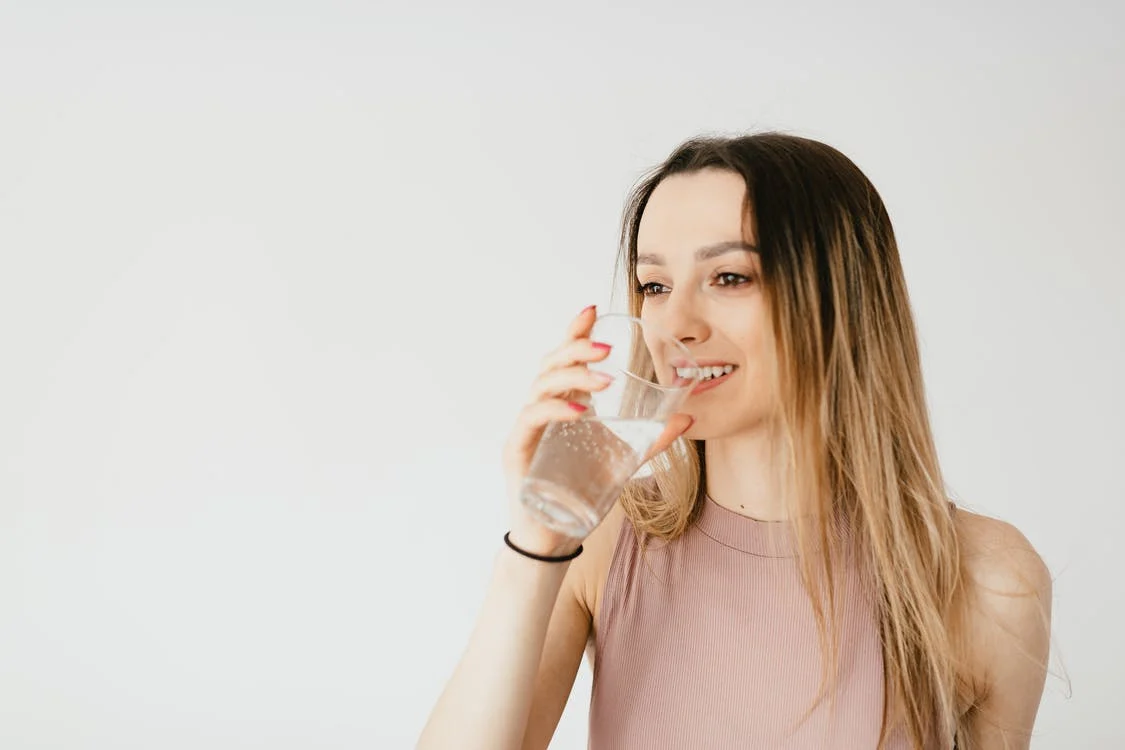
[636,241,757,267]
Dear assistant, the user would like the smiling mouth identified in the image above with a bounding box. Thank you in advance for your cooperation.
[675,364,737,382]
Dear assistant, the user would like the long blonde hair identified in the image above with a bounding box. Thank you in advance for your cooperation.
[616,134,971,749]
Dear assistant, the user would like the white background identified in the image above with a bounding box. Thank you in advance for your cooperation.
[1,1,1122,747]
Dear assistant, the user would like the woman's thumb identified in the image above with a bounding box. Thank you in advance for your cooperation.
[641,413,694,463]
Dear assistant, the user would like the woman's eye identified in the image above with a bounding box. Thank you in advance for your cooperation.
[715,272,752,287]
[637,282,669,297]
[637,274,752,297]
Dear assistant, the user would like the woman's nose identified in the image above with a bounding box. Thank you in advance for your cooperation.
[662,289,710,345]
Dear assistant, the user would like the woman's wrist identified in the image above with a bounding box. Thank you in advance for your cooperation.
[505,524,584,561]
[504,532,583,562]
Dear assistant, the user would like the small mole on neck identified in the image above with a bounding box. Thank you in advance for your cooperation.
[740,504,745,509]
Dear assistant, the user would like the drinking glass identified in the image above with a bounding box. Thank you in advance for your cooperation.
[519,313,701,537]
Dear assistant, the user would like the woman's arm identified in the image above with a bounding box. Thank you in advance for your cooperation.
[418,305,688,749]
[958,512,1053,749]
[417,493,629,750]
[416,305,604,750]
[416,542,590,750]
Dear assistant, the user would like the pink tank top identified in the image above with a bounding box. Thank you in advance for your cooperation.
[589,495,915,749]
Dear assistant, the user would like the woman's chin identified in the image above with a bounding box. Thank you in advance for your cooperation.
[682,412,770,442]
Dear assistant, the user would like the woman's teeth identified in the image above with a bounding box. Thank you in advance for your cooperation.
[676,365,735,381]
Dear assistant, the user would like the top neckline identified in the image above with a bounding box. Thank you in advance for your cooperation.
[694,494,799,558]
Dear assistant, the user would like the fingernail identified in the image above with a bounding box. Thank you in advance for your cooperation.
[567,401,588,413]
[591,341,611,352]
[581,304,596,315]
[592,371,615,383]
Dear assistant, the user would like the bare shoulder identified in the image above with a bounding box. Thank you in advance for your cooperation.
[953,507,1052,742]
[955,508,1052,603]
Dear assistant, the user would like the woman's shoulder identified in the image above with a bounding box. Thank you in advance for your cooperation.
[952,505,1052,718]
[953,506,1050,594]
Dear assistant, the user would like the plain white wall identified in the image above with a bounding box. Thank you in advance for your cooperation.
[1,1,1121,747]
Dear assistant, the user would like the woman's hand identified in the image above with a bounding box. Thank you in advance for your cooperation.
[501,305,692,557]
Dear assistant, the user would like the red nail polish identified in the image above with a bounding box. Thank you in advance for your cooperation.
[592,341,611,352]
[567,401,588,413]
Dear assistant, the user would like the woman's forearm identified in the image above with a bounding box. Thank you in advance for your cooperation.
[416,548,572,750]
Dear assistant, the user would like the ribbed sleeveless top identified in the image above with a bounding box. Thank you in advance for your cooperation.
[589,495,918,749]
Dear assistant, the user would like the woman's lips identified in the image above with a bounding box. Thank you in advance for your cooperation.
[690,369,735,395]
[669,363,738,394]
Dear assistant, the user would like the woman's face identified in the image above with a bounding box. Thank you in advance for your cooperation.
[635,168,777,439]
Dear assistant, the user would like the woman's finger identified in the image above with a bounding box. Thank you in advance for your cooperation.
[564,304,598,340]
[528,364,614,403]
[503,397,589,470]
[538,337,612,374]
[639,413,695,464]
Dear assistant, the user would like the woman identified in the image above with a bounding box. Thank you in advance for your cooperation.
[418,134,1052,749]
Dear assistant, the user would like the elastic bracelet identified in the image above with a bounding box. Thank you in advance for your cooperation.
[503,532,583,563]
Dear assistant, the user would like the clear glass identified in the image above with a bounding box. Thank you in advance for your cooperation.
[519,313,701,537]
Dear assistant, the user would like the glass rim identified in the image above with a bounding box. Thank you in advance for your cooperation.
[592,312,700,393]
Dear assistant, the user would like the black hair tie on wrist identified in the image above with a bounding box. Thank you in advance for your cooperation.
[504,532,583,563]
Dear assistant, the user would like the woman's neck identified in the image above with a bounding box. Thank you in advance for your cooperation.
[703,427,790,521]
